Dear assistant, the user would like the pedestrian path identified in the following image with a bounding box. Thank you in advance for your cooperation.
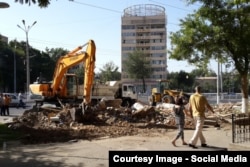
[0,116,14,124]
[1,108,250,151]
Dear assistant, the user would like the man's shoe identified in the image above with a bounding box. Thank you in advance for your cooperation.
[201,144,208,147]
[188,144,198,149]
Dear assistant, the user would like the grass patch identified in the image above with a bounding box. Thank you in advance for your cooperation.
[0,123,23,145]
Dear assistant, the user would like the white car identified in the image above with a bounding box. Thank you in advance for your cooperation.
[2,93,25,107]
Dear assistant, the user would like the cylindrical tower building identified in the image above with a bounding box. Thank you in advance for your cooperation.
[121,4,167,93]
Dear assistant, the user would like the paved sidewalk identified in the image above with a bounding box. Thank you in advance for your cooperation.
[1,124,249,167]
[0,116,15,124]
[1,110,250,167]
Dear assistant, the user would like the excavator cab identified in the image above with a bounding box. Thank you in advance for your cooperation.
[158,79,169,94]
[150,80,172,106]
[63,74,79,98]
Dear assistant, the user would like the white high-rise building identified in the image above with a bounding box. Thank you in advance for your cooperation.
[121,4,167,93]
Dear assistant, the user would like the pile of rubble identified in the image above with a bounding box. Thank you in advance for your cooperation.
[8,99,241,144]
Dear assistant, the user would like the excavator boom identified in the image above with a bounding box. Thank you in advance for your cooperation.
[29,40,96,104]
[83,40,96,104]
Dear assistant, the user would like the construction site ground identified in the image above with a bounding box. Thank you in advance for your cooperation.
[0,101,250,167]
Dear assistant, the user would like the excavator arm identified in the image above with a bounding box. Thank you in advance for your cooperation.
[29,40,96,104]
[50,40,96,103]
[82,40,95,104]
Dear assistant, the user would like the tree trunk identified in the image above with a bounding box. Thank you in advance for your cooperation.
[241,73,249,113]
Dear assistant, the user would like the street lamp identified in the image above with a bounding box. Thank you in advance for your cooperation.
[17,20,37,99]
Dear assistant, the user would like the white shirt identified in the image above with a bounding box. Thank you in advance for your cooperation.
[18,93,23,101]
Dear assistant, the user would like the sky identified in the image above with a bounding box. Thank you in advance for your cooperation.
[0,0,219,73]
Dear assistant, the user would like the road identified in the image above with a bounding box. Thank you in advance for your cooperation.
[0,102,34,124]
[0,123,238,167]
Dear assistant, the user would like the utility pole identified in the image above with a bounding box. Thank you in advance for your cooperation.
[14,41,16,93]
[17,20,37,100]
[217,60,220,105]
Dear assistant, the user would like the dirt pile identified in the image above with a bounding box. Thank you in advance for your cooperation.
[8,100,238,144]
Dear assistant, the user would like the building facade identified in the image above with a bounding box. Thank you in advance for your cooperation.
[0,34,8,43]
[195,77,217,92]
[121,4,167,93]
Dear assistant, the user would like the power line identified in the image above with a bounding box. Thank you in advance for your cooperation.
[70,0,122,13]
[71,0,197,14]
[148,0,192,12]
[11,36,121,56]
[9,1,196,52]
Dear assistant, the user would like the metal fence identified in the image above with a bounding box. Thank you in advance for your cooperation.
[204,93,243,104]
[138,92,244,105]
[232,113,250,143]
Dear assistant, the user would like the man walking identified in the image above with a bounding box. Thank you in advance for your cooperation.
[188,86,214,148]
[17,91,25,108]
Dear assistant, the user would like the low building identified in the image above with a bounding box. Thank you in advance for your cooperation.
[0,34,8,43]
[195,77,217,92]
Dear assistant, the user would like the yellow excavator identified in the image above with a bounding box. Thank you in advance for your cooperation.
[29,39,96,106]
[30,39,138,109]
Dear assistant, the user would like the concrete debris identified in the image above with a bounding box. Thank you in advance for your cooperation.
[6,100,241,144]
[41,104,57,108]
[131,102,155,119]
[155,103,175,110]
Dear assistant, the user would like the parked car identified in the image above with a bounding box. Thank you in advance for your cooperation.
[3,93,25,107]
[29,93,43,100]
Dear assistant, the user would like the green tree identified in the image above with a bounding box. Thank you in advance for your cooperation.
[45,47,68,62]
[9,40,56,84]
[74,66,84,84]
[167,72,179,90]
[38,47,69,81]
[15,0,51,8]
[191,68,216,77]
[167,71,195,92]
[0,42,11,92]
[30,49,55,83]
[99,61,121,83]
[0,39,81,92]
[124,50,152,93]
[0,40,26,92]
[169,0,250,112]
[15,0,77,8]
[178,70,194,92]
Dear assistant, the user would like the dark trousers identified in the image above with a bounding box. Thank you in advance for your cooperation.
[4,105,9,115]
[18,100,25,108]
[175,123,185,140]
[0,105,5,116]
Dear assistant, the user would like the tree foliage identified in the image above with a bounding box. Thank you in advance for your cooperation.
[15,0,51,8]
[124,50,152,92]
[98,61,121,83]
[169,0,250,112]
[0,40,27,92]
[0,39,55,92]
[45,47,68,62]
[168,70,195,92]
